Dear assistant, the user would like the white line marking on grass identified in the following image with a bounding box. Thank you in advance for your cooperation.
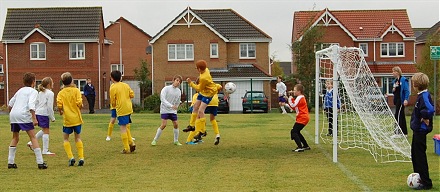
[286,113,371,191]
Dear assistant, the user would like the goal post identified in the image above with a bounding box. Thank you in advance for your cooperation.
[315,45,411,163]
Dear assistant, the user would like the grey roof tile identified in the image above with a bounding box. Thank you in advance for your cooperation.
[2,7,103,40]
[416,21,440,43]
[210,64,271,78]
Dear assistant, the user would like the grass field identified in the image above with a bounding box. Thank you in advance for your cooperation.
[0,112,438,191]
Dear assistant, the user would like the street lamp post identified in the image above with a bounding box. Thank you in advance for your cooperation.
[109,21,122,74]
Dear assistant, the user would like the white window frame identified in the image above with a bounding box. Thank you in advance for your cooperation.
[111,64,125,76]
[380,42,404,57]
[210,43,219,58]
[73,79,87,94]
[359,43,368,57]
[168,44,194,61]
[240,43,256,59]
[383,76,411,95]
[0,64,3,74]
[69,43,85,60]
[165,81,196,103]
[30,43,46,60]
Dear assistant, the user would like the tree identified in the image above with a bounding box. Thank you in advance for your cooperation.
[290,25,324,110]
[416,32,440,113]
[271,60,284,77]
[134,59,152,109]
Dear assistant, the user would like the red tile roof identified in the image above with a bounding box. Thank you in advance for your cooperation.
[293,9,414,40]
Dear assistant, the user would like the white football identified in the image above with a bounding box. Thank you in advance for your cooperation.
[407,173,421,189]
[224,82,237,94]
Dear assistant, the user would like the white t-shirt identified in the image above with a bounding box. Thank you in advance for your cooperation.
[160,85,181,114]
[275,82,287,97]
[35,89,56,121]
[9,87,38,123]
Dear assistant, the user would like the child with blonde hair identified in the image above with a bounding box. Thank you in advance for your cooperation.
[57,72,85,166]
[287,84,311,152]
[27,77,56,155]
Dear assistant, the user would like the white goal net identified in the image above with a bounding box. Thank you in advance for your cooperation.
[315,45,411,163]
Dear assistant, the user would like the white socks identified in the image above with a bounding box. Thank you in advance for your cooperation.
[33,148,44,164]
[281,106,287,113]
[173,128,179,142]
[8,146,16,164]
[153,127,163,141]
[35,130,44,139]
[42,134,49,152]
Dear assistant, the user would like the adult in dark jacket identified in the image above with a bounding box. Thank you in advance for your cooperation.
[83,78,95,114]
[391,66,409,137]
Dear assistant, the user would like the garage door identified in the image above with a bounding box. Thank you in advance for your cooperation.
[228,80,263,112]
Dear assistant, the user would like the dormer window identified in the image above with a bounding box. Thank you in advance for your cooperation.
[30,43,46,60]
[380,43,404,57]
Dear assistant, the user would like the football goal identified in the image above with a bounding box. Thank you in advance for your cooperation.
[314,45,411,163]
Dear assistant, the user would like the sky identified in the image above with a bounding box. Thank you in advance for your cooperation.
[0,0,439,61]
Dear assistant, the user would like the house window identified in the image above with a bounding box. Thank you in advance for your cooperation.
[165,81,196,103]
[168,44,194,61]
[30,43,46,60]
[380,43,404,57]
[70,43,85,59]
[35,80,42,90]
[73,79,87,93]
[0,64,3,74]
[0,82,4,89]
[111,64,124,76]
[383,77,411,95]
[240,43,256,59]
[210,43,218,58]
[359,43,368,57]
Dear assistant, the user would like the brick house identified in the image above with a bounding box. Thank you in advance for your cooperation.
[292,8,418,107]
[0,43,4,105]
[1,7,110,110]
[149,7,272,112]
[415,21,439,64]
[106,17,152,106]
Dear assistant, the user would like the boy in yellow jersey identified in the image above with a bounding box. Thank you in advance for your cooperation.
[186,60,218,142]
[109,70,136,153]
[56,72,85,166]
[106,83,136,141]
[185,78,222,145]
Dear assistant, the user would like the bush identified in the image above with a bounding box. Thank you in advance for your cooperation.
[144,94,161,113]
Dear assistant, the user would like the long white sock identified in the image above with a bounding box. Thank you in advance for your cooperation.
[33,148,44,164]
[153,127,163,141]
[35,130,44,139]
[8,146,17,164]
[173,128,179,142]
[280,106,287,113]
[42,134,49,153]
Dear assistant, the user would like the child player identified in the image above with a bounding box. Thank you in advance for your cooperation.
[8,72,47,169]
[57,72,85,166]
[287,84,311,152]
[109,70,136,153]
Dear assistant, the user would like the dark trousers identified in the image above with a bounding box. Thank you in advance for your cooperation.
[411,133,432,187]
[394,103,407,135]
[290,123,309,148]
[86,95,95,113]
[324,108,334,134]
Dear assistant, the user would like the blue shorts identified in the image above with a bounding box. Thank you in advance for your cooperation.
[205,106,218,116]
[10,123,34,132]
[36,115,50,128]
[110,109,117,118]
[117,115,132,125]
[161,113,178,121]
[197,94,213,105]
[63,125,82,134]
[279,96,287,103]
